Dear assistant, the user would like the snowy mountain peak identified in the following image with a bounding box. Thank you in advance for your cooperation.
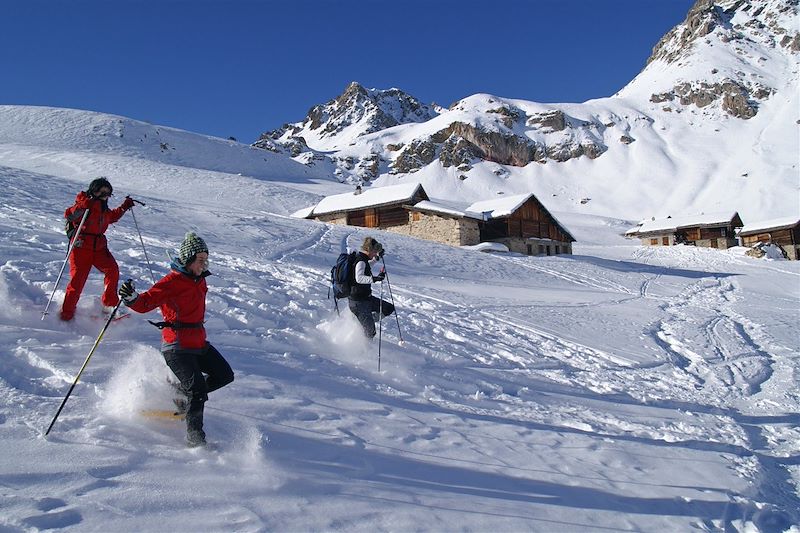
[618,0,798,119]
[648,0,799,66]
[255,81,439,153]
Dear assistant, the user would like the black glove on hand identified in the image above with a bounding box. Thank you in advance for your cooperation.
[372,272,385,282]
[378,249,385,259]
[118,280,138,304]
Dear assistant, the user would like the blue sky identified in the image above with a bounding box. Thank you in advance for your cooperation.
[2,0,694,143]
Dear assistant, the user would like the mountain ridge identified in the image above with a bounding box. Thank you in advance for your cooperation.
[255,0,799,223]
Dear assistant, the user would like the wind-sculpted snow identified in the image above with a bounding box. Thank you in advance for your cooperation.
[1,145,799,530]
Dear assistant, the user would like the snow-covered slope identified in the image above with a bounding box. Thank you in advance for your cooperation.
[259,0,799,224]
[0,105,348,215]
[1,101,799,530]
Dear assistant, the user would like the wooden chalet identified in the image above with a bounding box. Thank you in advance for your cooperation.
[626,211,743,249]
[304,182,428,228]
[738,216,800,260]
[408,193,575,255]
[298,185,575,255]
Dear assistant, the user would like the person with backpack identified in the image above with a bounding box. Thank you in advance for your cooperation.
[117,232,234,447]
[60,177,135,321]
[348,237,394,339]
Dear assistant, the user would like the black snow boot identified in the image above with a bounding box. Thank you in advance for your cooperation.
[186,429,207,447]
[185,398,206,447]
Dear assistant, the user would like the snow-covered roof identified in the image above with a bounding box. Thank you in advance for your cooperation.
[291,205,315,219]
[411,199,482,220]
[310,182,425,216]
[628,211,741,235]
[412,192,539,220]
[466,193,533,219]
[739,216,800,236]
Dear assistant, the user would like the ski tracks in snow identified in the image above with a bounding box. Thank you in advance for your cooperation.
[653,276,776,401]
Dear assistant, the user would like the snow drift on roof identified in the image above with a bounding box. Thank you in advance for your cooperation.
[466,193,533,219]
[630,211,740,234]
[310,182,423,216]
[739,215,800,236]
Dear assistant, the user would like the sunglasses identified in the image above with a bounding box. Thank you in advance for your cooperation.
[95,189,112,198]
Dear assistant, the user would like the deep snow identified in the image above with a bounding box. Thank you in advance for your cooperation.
[0,106,799,532]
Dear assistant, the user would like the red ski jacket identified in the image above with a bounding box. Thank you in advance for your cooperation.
[64,192,127,249]
[128,268,209,349]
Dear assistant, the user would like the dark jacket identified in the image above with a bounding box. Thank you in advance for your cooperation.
[349,252,374,301]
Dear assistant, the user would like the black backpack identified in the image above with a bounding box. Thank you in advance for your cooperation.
[330,251,357,303]
[64,209,87,241]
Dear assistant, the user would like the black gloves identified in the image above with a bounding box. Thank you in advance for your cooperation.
[378,249,385,259]
[121,197,135,211]
[118,279,138,304]
[372,271,385,282]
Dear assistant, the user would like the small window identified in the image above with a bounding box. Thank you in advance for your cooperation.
[650,238,659,245]
[539,245,545,255]
[721,228,727,237]
[526,244,533,255]
[662,236,669,245]
[412,212,421,222]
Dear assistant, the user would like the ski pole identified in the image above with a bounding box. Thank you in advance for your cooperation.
[378,278,384,372]
[44,295,126,436]
[127,198,156,284]
[42,208,90,320]
[381,257,404,344]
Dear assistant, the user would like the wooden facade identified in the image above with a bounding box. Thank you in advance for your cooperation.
[739,220,800,260]
[476,197,574,255]
[631,213,743,250]
[479,197,573,243]
[343,189,428,229]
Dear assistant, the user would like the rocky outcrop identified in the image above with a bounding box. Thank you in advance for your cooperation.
[526,110,567,132]
[486,106,522,128]
[432,122,541,167]
[780,32,800,51]
[650,78,767,118]
[300,81,438,138]
[390,120,607,172]
[647,0,730,65]
[356,153,381,180]
[439,135,481,170]
[647,0,799,66]
[391,139,437,173]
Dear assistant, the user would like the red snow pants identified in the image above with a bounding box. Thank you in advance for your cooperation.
[60,235,120,320]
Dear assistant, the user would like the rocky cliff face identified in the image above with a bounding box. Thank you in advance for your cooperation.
[633,0,798,119]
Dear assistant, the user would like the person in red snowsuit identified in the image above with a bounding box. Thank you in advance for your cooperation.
[60,177,134,321]
[119,232,234,447]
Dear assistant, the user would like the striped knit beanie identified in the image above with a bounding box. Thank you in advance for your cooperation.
[179,232,208,265]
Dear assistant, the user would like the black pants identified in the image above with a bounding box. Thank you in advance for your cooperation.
[349,296,394,338]
[162,342,234,437]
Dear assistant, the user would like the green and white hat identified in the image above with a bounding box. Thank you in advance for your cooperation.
[178,232,208,265]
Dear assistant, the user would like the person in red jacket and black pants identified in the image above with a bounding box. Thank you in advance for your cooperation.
[60,177,135,321]
[119,232,234,447]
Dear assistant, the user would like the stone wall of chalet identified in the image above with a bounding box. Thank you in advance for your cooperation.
[384,212,479,246]
[315,213,347,225]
